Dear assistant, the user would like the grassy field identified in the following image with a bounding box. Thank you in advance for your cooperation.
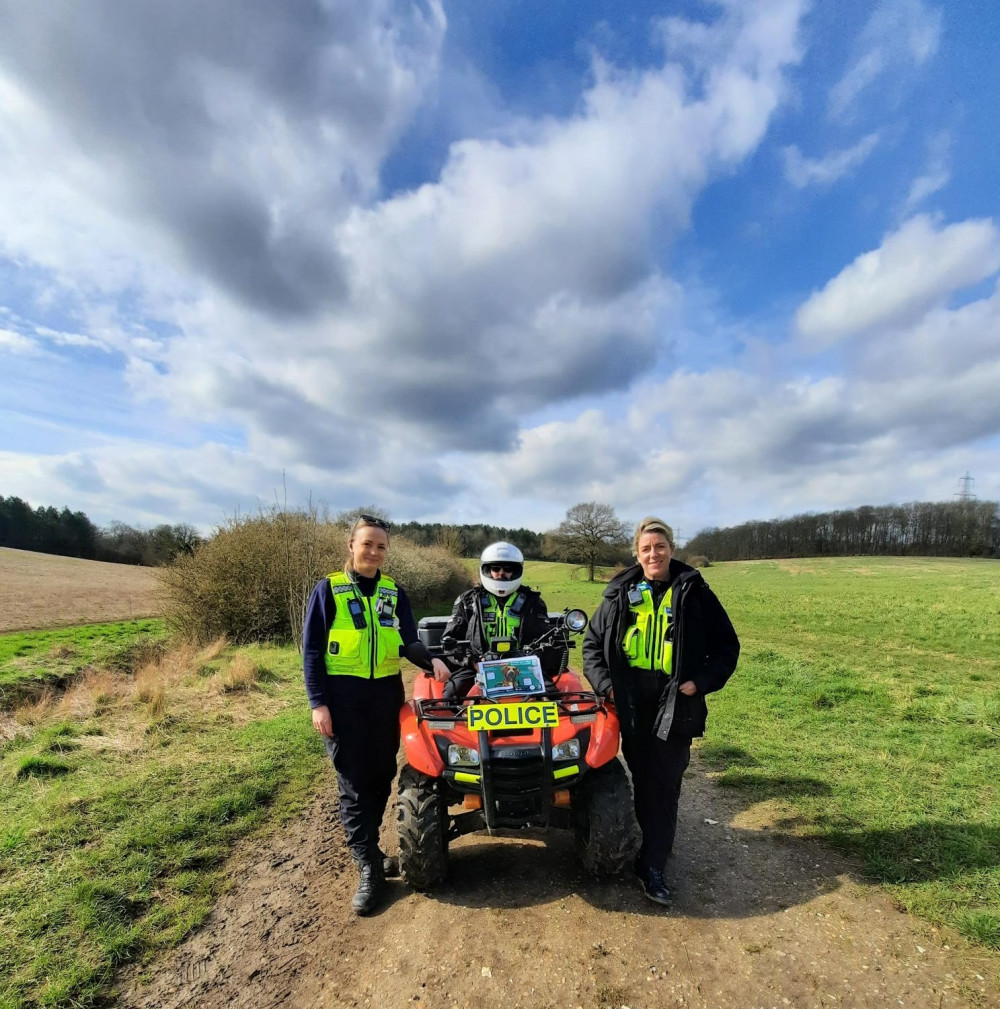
[0,629,324,1009]
[0,547,163,632]
[0,619,166,706]
[1,556,998,1007]
[525,556,1000,949]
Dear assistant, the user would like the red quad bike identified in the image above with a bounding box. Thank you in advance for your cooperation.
[396,610,639,889]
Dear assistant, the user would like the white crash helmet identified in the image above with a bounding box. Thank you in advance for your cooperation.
[479,541,524,598]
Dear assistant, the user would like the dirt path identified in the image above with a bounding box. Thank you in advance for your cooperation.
[119,754,998,1009]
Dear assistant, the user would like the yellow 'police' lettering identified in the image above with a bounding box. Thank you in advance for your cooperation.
[466,702,559,732]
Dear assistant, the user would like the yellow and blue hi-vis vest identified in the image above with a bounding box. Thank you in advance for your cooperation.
[621,581,674,676]
[324,571,403,679]
[480,589,526,640]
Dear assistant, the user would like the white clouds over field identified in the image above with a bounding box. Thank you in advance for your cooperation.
[1,0,998,536]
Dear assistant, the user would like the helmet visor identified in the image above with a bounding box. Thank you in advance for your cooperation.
[483,562,523,580]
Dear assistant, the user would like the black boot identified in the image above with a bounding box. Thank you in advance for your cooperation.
[638,864,672,906]
[351,860,384,916]
[380,849,400,878]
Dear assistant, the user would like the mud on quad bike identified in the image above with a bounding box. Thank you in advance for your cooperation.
[396,609,639,889]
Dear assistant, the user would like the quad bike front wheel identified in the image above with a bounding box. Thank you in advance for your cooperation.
[574,757,640,875]
[396,765,449,889]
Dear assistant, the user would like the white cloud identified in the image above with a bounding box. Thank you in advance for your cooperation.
[31,0,803,472]
[829,0,942,121]
[795,215,1000,345]
[32,1,997,537]
[782,132,880,188]
[464,272,1000,533]
[35,326,110,351]
[0,328,37,354]
[0,1,448,313]
[901,130,951,214]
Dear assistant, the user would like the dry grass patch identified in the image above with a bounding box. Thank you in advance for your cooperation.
[7,639,295,757]
[198,635,228,663]
[216,652,269,693]
[57,668,124,720]
[14,688,55,725]
[134,662,166,717]
[0,711,27,745]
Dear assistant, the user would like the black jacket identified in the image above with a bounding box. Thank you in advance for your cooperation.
[442,585,561,675]
[582,559,739,741]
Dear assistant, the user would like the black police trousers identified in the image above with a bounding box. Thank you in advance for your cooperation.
[621,727,691,871]
[321,673,404,865]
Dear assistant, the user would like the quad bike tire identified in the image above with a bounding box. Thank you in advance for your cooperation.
[396,765,449,889]
[574,757,640,875]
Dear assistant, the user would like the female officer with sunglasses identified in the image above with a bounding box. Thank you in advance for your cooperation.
[440,541,560,699]
[303,514,450,916]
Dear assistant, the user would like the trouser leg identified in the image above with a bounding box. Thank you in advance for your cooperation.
[442,667,476,701]
[623,732,691,871]
[323,676,404,863]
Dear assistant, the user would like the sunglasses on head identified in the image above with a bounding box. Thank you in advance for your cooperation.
[355,513,390,532]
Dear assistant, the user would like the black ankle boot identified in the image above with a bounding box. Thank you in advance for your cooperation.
[639,864,672,906]
[351,861,384,916]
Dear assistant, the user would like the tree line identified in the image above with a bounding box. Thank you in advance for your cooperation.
[392,504,634,580]
[0,495,201,566]
[392,521,545,559]
[685,500,1000,561]
[11,491,994,575]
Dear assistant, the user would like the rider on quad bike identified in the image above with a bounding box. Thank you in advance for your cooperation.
[395,546,640,889]
[439,542,561,699]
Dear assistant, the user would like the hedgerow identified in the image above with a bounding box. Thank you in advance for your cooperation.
[160,510,470,646]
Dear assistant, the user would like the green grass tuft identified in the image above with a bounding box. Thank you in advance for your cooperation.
[15,756,72,779]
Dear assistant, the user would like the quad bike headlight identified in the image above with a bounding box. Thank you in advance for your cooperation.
[551,739,581,761]
[447,744,480,767]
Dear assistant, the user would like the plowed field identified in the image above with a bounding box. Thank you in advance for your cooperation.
[0,547,162,631]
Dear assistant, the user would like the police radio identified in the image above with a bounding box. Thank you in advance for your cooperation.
[346,596,367,629]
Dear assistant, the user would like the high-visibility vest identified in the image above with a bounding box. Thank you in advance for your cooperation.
[621,581,673,676]
[324,571,403,679]
[479,589,527,641]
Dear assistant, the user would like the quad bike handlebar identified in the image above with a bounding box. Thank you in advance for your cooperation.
[437,607,588,667]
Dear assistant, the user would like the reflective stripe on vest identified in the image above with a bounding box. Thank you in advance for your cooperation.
[480,590,525,641]
[324,572,403,679]
[621,582,673,676]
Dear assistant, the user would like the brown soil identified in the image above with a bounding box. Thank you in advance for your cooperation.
[0,547,163,631]
[118,754,999,1009]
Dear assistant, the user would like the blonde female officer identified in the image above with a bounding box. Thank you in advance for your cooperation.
[582,517,739,905]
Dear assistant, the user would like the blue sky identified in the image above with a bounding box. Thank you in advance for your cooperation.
[1,0,998,541]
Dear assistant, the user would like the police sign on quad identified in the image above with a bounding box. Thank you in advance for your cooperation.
[467,701,559,732]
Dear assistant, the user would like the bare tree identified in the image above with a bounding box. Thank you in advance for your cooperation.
[436,525,464,556]
[550,502,631,581]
